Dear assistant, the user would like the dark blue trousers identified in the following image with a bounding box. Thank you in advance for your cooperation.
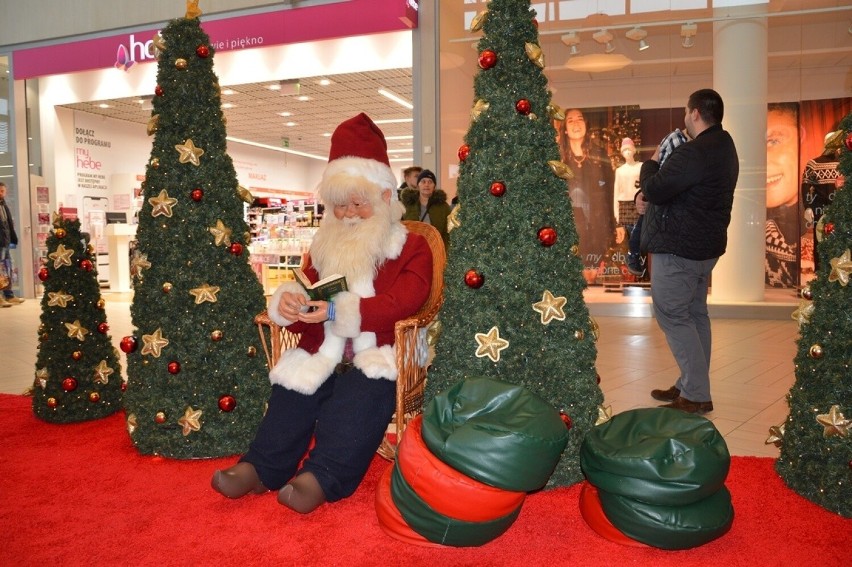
[241,366,396,502]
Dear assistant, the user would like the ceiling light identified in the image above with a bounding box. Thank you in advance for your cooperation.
[373,118,413,124]
[681,22,697,49]
[317,78,332,86]
[97,103,110,109]
[378,88,413,110]
[565,53,632,73]
[222,103,235,109]
[267,83,281,91]
[592,30,615,54]
[625,27,649,51]
[297,95,310,102]
[561,32,580,56]
[278,111,292,117]
[221,88,235,95]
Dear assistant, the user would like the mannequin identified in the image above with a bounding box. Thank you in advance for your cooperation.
[613,138,642,224]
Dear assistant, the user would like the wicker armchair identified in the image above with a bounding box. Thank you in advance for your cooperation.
[254,220,446,459]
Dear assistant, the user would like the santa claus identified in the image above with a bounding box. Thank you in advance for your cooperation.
[212,113,433,513]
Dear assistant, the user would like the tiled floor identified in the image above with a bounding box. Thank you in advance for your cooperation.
[0,287,799,458]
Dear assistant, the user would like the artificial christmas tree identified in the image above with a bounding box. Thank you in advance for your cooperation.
[424,0,605,487]
[775,115,852,517]
[32,216,123,422]
[123,4,269,458]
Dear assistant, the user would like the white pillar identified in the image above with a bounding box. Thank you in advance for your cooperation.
[711,7,768,303]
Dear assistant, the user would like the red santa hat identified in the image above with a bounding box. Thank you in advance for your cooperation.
[319,113,399,203]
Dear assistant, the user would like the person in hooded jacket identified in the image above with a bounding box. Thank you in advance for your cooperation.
[400,169,451,250]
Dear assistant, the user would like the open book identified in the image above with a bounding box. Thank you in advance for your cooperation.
[293,268,348,301]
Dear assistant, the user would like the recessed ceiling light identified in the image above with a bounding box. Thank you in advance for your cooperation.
[297,95,311,102]
[317,78,332,86]
[384,135,414,140]
[322,132,331,137]
[278,111,293,117]
[285,121,297,127]
[222,103,235,109]
[378,88,413,110]
[221,88,235,95]
[373,118,413,124]
[267,84,281,91]
[97,103,110,109]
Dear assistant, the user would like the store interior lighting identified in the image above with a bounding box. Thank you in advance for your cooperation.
[625,27,649,51]
[592,29,616,54]
[377,88,413,110]
[560,32,580,56]
[681,22,697,49]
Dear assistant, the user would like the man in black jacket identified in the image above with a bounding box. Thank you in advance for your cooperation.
[639,89,739,414]
[0,182,24,307]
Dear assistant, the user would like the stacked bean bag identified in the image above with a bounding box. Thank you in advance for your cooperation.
[376,377,569,547]
[579,407,734,550]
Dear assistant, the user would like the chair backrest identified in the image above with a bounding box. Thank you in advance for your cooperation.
[401,220,446,321]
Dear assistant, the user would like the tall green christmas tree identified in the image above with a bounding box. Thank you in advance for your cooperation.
[32,216,123,422]
[775,116,852,517]
[424,0,604,487]
[123,5,269,458]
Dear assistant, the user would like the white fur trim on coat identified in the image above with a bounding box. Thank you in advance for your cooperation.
[353,345,398,381]
[270,347,339,395]
[330,291,362,338]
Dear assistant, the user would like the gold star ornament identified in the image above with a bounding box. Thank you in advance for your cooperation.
[828,248,851,286]
[126,413,138,436]
[93,360,114,384]
[208,220,233,247]
[525,42,545,68]
[130,251,152,280]
[816,405,851,438]
[65,320,90,342]
[179,406,203,436]
[47,291,74,308]
[185,0,202,19]
[237,185,254,204]
[471,99,490,121]
[447,205,461,231]
[765,423,785,447]
[791,300,815,326]
[548,160,574,180]
[35,367,49,389]
[532,290,567,325]
[152,33,166,55]
[141,328,170,357]
[149,190,178,218]
[146,114,159,136]
[189,283,221,304]
[595,405,613,426]
[474,326,509,363]
[469,10,487,32]
[175,138,204,166]
[49,244,74,269]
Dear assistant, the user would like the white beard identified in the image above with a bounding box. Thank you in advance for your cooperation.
[309,201,403,283]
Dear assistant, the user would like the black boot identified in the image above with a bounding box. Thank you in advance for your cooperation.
[211,462,268,499]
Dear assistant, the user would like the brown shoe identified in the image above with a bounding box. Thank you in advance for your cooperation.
[660,396,714,414]
[0,298,11,308]
[278,471,326,514]
[651,385,681,402]
[211,462,268,499]
[6,297,24,304]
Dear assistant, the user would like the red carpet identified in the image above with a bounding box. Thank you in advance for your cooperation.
[1,393,847,566]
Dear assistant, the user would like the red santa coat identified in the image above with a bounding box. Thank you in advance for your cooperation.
[267,229,432,394]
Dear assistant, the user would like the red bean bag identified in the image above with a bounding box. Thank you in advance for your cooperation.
[397,415,526,522]
[579,482,648,548]
[375,464,443,548]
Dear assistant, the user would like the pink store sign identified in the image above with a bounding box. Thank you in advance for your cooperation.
[13,0,418,80]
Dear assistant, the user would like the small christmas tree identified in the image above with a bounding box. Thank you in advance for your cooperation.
[123,4,269,458]
[775,115,851,517]
[424,0,604,487]
[32,216,123,422]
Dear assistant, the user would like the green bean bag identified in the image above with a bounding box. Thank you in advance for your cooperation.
[597,485,734,550]
[421,377,569,492]
[390,462,522,547]
[580,407,729,505]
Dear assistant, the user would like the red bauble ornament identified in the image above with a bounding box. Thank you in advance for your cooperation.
[490,181,506,197]
[846,132,852,151]
[54,228,66,238]
[229,242,244,256]
[458,144,471,162]
[218,395,237,412]
[515,99,532,115]
[823,222,834,236]
[167,361,181,375]
[120,335,138,354]
[191,188,204,202]
[47,397,58,408]
[596,373,601,385]
[97,322,109,334]
[532,19,539,29]
[155,85,164,97]
[478,49,497,69]
[560,412,573,430]
[538,226,557,247]
[196,45,210,58]
[80,259,94,272]
[464,269,485,289]
[72,351,83,361]
[89,391,101,403]
[155,412,167,424]
[62,377,78,392]
[38,267,49,281]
